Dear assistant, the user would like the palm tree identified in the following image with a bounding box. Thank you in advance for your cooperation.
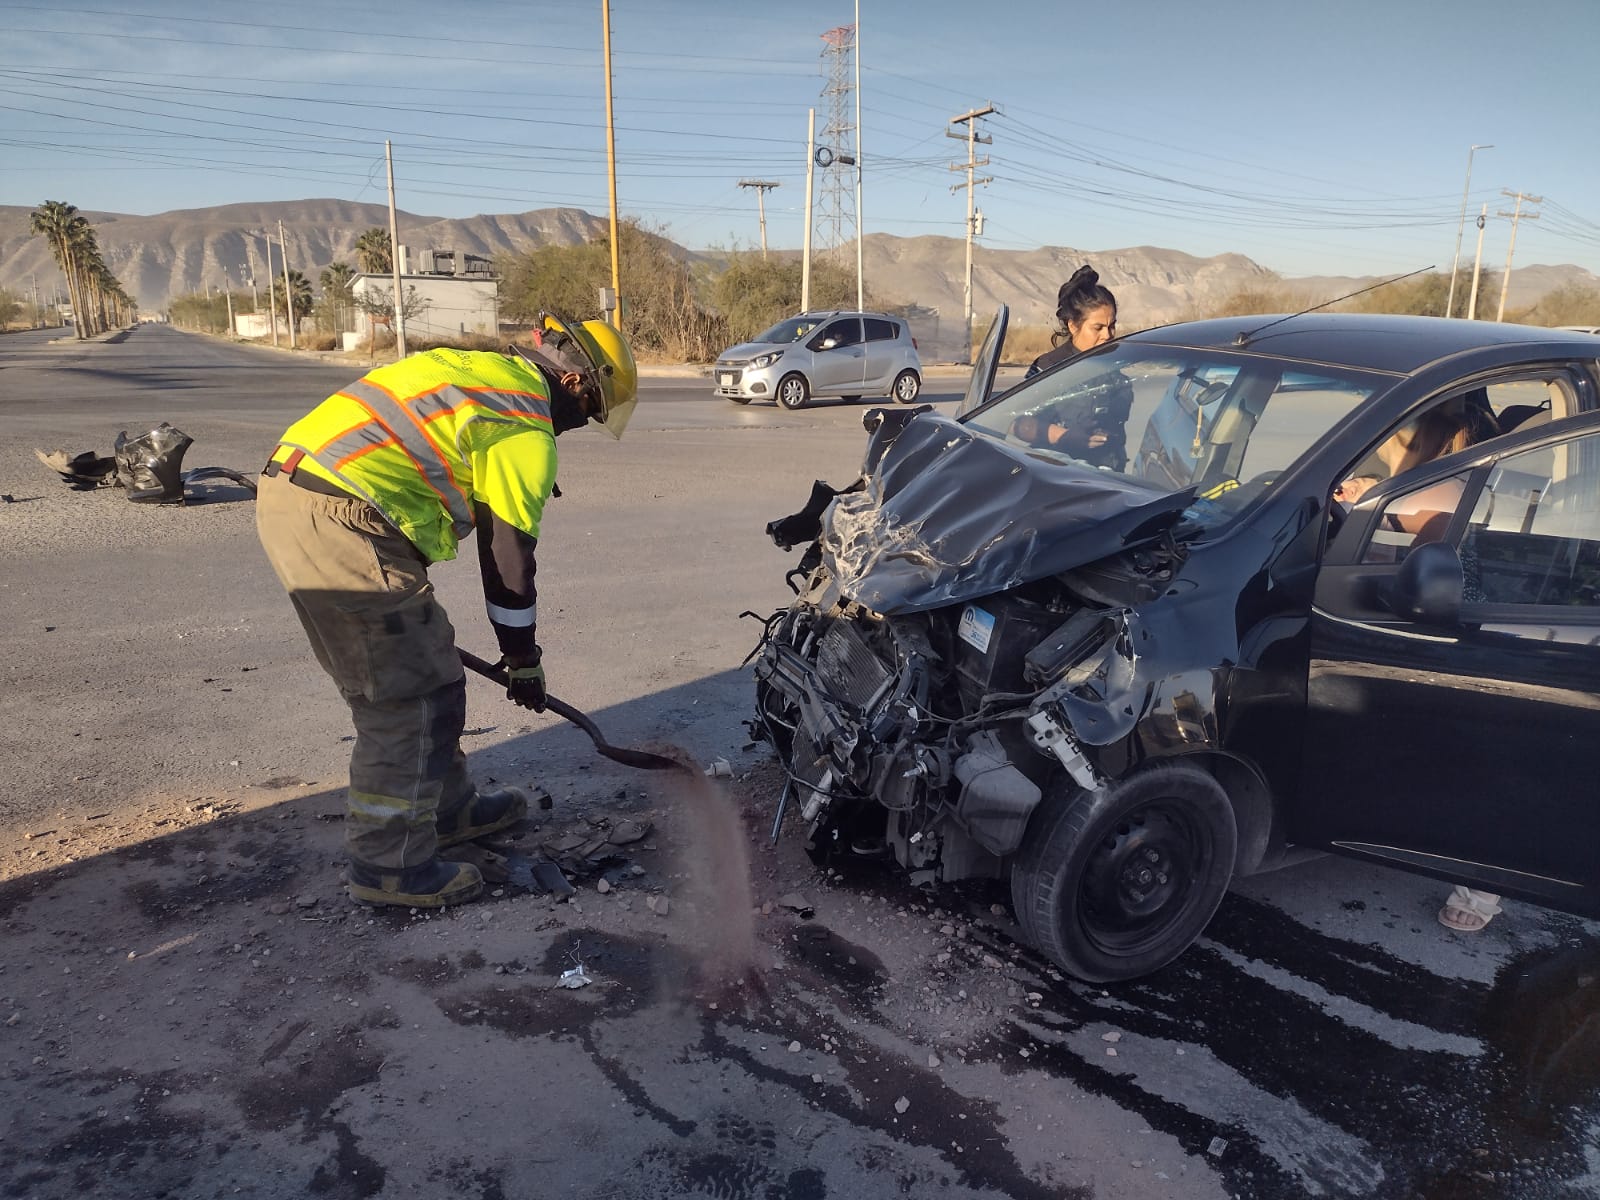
[354,228,391,274]
[320,261,356,331]
[29,200,91,339]
[284,269,314,323]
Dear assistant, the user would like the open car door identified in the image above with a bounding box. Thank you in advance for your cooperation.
[955,306,1008,420]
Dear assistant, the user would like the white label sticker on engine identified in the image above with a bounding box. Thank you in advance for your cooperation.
[957,605,995,653]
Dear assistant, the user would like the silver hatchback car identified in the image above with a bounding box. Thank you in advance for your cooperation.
[714,311,923,410]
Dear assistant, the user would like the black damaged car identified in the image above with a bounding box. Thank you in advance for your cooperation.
[750,307,1600,982]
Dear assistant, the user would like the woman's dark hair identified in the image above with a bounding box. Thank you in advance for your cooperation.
[1053,265,1117,343]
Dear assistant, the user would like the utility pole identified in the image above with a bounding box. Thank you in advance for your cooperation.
[1467,203,1489,321]
[278,219,297,350]
[223,267,235,337]
[385,139,406,357]
[802,108,816,311]
[245,246,259,313]
[1447,144,1492,318]
[1496,189,1542,322]
[853,0,863,310]
[738,181,781,259]
[30,273,40,327]
[265,235,280,348]
[601,0,622,328]
[948,103,995,363]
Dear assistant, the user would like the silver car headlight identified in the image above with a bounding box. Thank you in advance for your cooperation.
[748,351,784,369]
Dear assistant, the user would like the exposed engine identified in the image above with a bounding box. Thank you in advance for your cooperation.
[751,564,1156,883]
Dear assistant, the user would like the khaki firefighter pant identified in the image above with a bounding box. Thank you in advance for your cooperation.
[255,470,474,871]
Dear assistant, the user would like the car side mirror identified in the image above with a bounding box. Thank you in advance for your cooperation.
[1383,541,1463,624]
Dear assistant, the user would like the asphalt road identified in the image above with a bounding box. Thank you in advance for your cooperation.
[3,325,1599,1200]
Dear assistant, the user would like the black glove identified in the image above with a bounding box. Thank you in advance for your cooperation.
[503,654,547,711]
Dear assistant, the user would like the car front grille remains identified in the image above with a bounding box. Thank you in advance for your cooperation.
[814,620,894,713]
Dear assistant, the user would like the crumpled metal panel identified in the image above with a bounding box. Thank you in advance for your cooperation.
[821,413,1194,615]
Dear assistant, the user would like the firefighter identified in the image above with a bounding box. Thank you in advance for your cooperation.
[255,315,637,908]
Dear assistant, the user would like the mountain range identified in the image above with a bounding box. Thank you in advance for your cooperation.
[4,200,1596,338]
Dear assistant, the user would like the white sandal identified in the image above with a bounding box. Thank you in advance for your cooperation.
[1439,886,1502,932]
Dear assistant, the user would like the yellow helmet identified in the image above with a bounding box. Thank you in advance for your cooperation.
[541,313,638,440]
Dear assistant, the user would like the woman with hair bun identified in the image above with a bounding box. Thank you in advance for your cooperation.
[1010,264,1132,469]
[1026,264,1119,378]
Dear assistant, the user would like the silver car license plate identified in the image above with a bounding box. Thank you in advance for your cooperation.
[719,373,735,388]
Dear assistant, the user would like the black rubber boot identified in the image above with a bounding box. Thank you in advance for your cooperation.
[347,857,484,908]
[437,787,530,848]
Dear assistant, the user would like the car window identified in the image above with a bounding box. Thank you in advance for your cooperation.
[1459,433,1600,607]
[810,318,862,350]
[755,316,822,344]
[863,318,897,342]
[963,344,1382,532]
[1362,471,1475,564]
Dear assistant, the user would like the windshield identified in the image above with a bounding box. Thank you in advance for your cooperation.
[754,316,823,344]
[963,344,1383,530]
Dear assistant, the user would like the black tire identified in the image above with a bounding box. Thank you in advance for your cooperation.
[776,373,811,411]
[1010,764,1236,983]
[892,370,922,404]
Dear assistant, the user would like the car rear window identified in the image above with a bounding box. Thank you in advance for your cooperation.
[864,318,898,342]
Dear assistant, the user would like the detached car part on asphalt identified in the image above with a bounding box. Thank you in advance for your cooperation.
[36,422,257,504]
[750,308,1600,983]
[714,311,922,410]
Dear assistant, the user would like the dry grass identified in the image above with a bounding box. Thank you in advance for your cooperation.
[1002,323,1060,364]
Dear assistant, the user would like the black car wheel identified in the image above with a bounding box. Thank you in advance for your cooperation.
[892,370,922,403]
[776,374,811,410]
[1010,764,1236,983]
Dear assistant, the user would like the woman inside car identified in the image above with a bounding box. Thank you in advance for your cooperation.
[1012,265,1132,469]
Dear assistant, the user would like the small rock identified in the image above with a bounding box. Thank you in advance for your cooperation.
[646,895,670,916]
[811,1073,823,1084]
[268,901,291,915]
[295,895,318,909]
[893,1096,910,1115]
[787,1041,802,1053]
[981,954,1003,969]
[596,879,612,894]
[4,1012,19,1027]
[1207,1137,1228,1158]
[926,1053,940,1068]
[607,818,651,845]
[777,892,813,915]
[1101,1031,1122,1043]
[1106,1047,1118,1057]
[989,904,1006,917]
[939,924,955,936]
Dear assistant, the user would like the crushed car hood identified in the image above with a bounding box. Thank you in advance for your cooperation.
[823,413,1193,614]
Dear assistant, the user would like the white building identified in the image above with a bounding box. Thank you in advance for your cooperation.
[345,248,498,350]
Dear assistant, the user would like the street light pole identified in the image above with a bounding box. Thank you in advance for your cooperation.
[1446,144,1492,318]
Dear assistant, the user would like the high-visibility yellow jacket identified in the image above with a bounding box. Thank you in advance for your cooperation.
[271,348,557,564]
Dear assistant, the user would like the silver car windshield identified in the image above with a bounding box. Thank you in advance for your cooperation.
[755,317,823,344]
[963,345,1383,529]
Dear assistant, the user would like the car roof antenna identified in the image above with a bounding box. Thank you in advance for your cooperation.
[1234,266,1435,346]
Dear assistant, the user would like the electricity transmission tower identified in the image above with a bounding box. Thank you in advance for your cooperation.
[816,25,858,263]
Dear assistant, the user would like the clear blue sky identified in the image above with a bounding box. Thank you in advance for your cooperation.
[4,0,1599,280]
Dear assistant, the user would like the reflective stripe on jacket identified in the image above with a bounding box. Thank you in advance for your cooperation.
[273,349,556,562]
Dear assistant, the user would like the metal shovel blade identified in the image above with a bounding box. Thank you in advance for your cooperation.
[457,649,687,773]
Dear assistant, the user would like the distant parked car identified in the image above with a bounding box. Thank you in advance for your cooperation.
[714,311,922,410]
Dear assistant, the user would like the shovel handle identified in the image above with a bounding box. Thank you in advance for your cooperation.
[457,648,685,773]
